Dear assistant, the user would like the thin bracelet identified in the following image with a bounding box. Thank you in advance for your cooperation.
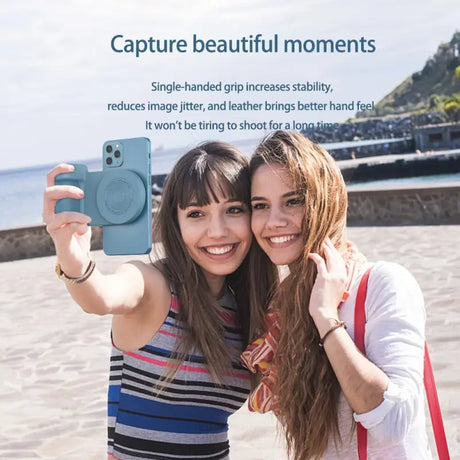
[319,320,347,347]
[55,259,96,284]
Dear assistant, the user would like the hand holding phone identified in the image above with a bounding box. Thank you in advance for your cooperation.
[55,137,152,255]
[43,163,93,276]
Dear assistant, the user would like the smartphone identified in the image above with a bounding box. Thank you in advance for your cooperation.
[102,137,152,255]
[55,137,152,255]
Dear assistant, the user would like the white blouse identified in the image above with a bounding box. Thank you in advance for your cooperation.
[323,261,432,459]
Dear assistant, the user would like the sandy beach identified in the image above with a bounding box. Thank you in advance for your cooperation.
[1,226,459,459]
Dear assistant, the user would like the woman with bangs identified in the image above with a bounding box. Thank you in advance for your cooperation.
[43,141,275,460]
[242,131,431,459]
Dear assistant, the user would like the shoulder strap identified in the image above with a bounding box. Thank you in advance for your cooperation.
[354,267,450,460]
[354,268,371,354]
[424,343,450,459]
[354,268,371,460]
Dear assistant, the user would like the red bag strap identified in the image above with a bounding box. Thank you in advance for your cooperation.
[354,267,450,460]
[354,268,371,460]
[424,343,450,459]
[354,268,370,354]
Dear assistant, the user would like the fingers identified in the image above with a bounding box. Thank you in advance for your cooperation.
[71,222,91,236]
[308,252,327,276]
[42,185,84,223]
[54,222,90,238]
[323,238,347,289]
[310,237,346,275]
[46,163,75,187]
[46,213,91,246]
[322,238,337,269]
[46,211,91,234]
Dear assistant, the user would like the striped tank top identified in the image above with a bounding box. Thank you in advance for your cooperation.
[107,287,251,460]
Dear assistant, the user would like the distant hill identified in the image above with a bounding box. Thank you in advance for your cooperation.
[357,31,460,119]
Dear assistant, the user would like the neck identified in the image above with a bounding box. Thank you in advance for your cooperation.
[205,273,226,298]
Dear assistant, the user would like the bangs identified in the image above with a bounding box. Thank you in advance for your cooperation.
[176,152,250,209]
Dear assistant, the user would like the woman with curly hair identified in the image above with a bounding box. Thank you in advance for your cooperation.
[242,131,430,459]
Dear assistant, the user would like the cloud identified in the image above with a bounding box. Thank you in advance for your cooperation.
[0,0,459,169]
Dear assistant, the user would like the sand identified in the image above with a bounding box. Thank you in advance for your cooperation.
[0,226,459,459]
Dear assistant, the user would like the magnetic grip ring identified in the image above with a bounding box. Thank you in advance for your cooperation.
[96,170,146,224]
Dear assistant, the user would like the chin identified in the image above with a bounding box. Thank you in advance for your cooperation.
[259,244,301,267]
[215,266,240,276]
[266,252,297,267]
[205,261,243,276]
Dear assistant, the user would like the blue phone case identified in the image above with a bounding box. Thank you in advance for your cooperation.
[102,137,152,255]
[55,137,152,255]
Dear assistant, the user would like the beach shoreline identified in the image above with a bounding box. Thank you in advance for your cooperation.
[1,226,459,459]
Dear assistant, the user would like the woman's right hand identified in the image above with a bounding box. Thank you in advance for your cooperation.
[307,238,347,333]
[43,163,92,277]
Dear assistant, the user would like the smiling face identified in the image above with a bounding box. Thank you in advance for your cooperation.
[251,163,305,267]
[177,188,252,292]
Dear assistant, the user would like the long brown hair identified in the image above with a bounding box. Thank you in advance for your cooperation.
[153,141,277,384]
[250,131,348,459]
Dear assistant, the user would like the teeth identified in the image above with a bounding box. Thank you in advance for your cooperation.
[205,245,234,255]
[269,235,296,243]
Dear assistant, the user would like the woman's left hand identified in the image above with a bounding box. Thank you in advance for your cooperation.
[308,237,347,327]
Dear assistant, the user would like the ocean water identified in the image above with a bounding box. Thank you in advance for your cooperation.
[1,139,459,229]
[0,139,259,229]
[346,172,460,189]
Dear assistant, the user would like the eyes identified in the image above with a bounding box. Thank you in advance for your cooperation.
[186,210,203,218]
[251,196,304,211]
[182,195,304,218]
[287,197,304,207]
[185,204,246,219]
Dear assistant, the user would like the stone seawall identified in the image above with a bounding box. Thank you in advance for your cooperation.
[0,226,103,263]
[1,184,459,262]
[347,183,460,226]
[341,151,460,183]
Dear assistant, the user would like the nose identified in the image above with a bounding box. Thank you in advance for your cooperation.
[266,206,288,229]
[207,214,229,238]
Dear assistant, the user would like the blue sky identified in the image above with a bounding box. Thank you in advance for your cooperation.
[0,0,459,170]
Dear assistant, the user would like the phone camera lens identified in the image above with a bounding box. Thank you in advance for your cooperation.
[106,157,113,165]
[106,145,113,153]
[114,150,121,158]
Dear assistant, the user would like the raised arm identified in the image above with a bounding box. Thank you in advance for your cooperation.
[308,238,389,413]
[43,164,153,316]
[308,240,426,443]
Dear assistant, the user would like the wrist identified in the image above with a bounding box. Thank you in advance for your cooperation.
[319,319,347,347]
[58,262,88,279]
[312,313,341,338]
[55,255,94,283]
[55,253,91,278]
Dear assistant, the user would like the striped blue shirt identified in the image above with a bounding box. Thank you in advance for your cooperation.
[107,288,250,459]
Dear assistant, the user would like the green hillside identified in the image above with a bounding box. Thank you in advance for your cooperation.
[358,31,460,120]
